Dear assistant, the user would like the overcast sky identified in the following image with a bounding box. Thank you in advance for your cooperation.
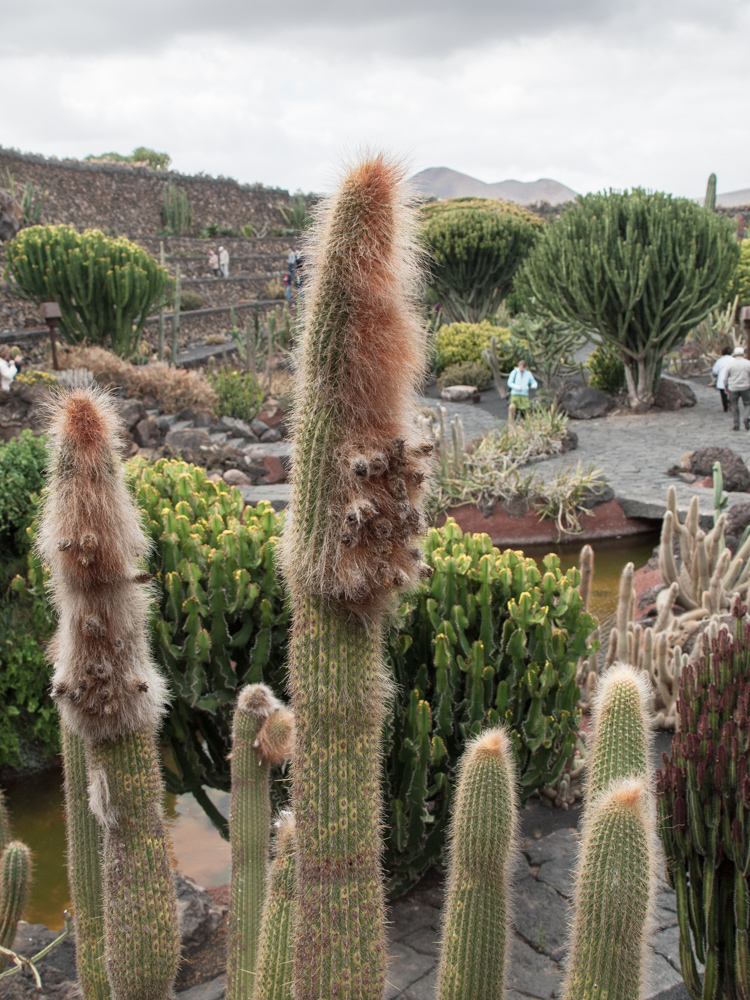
[1,0,748,198]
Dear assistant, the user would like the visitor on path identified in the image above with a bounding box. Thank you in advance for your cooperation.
[507,359,538,419]
[0,344,19,391]
[712,346,733,412]
[723,346,750,430]
[208,248,219,278]
[218,245,230,278]
[287,249,296,280]
[283,272,292,300]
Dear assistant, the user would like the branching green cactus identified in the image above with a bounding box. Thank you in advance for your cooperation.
[280,156,432,999]
[436,727,517,1000]
[38,387,179,1000]
[562,779,657,1000]
[0,841,32,973]
[61,723,109,1000]
[253,813,297,1000]
[227,684,294,1000]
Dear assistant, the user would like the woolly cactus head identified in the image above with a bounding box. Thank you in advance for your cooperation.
[39,388,169,743]
[281,155,433,611]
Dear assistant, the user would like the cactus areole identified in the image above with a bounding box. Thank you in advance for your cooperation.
[280,157,432,999]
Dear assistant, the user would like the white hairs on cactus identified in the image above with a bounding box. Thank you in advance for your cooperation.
[38,388,169,743]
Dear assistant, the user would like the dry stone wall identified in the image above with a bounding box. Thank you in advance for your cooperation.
[0,146,291,236]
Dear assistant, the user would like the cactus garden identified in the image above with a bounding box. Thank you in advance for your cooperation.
[0,152,749,1000]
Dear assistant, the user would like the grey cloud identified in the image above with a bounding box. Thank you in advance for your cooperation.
[1,0,744,59]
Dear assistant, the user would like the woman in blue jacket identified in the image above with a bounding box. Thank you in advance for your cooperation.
[507,359,538,419]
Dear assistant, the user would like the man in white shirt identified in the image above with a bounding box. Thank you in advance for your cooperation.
[712,346,733,412]
[218,246,229,279]
[720,346,750,430]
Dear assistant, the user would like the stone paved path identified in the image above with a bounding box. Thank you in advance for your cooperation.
[385,826,685,1000]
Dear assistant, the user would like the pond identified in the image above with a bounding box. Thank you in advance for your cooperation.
[4,532,657,933]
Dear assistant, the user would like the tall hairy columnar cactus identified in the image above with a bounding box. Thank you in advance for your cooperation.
[436,728,518,1000]
[280,156,432,999]
[227,684,294,1000]
[562,663,657,1000]
[37,388,179,1000]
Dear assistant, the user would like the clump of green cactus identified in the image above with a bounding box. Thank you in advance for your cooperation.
[37,387,179,1000]
[657,603,750,1000]
[162,182,193,236]
[61,724,108,1000]
[253,812,297,1000]
[280,156,432,999]
[0,840,32,973]
[437,727,517,1000]
[227,684,294,1000]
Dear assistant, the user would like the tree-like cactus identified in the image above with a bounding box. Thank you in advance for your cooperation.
[253,813,297,1000]
[280,156,432,999]
[0,841,32,973]
[436,727,517,1000]
[657,606,750,1000]
[227,684,294,1000]
[37,387,179,1000]
[562,779,657,1000]
[705,173,717,213]
[5,226,169,358]
[61,723,109,1000]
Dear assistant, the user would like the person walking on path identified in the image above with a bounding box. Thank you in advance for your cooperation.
[208,248,219,278]
[287,248,296,281]
[283,272,292,300]
[507,359,538,419]
[0,344,19,391]
[723,346,750,430]
[712,346,733,412]
[218,245,230,278]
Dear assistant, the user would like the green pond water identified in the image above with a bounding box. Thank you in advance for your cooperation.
[5,533,657,932]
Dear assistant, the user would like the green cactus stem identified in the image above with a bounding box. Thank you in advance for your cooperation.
[87,730,179,1000]
[280,157,431,1000]
[0,841,32,973]
[0,790,10,857]
[562,779,657,1000]
[171,267,181,364]
[227,684,294,1000]
[436,728,517,1000]
[586,664,653,802]
[253,813,297,1000]
[705,173,717,213]
[61,723,109,1000]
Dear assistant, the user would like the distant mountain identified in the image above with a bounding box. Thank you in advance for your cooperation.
[715,188,750,207]
[410,167,578,206]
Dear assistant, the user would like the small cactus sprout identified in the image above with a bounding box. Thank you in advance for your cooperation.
[253,813,297,1000]
[437,728,518,1000]
[227,684,294,1000]
[586,663,653,802]
[562,779,658,1000]
[38,388,179,1000]
[0,841,32,973]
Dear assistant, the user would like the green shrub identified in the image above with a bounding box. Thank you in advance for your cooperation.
[209,367,264,421]
[587,343,625,395]
[0,431,47,559]
[179,289,204,312]
[18,463,594,884]
[437,361,492,392]
[436,320,512,373]
[422,201,543,323]
[4,226,169,359]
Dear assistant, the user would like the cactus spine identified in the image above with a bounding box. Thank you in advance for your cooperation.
[253,814,297,1000]
[227,684,294,1000]
[562,779,657,1000]
[38,388,178,1000]
[281,157,430,999]
[61,723,109,1000]
[0,841,32,973]
[436,728,517,1000]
